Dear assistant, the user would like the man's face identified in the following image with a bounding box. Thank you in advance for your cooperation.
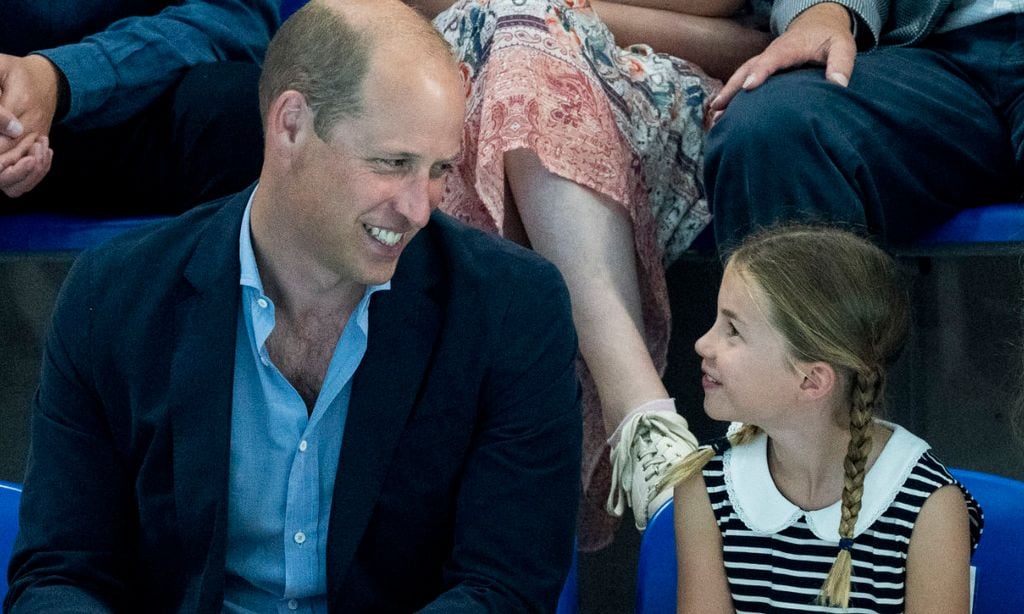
[285,58,464,287]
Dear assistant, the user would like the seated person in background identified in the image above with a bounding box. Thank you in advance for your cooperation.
[706,0,1024,251]
[0,0,278,214]
[5,1,582,611]
[668,226,982,613]
[405,0,769,550]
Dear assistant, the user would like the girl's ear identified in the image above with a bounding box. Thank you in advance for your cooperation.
[797,361,837,400]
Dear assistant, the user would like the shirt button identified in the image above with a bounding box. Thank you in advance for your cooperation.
[298,440,308,452]
[287,599,299,610]
[256,297,269,309]
[294,531,306,544]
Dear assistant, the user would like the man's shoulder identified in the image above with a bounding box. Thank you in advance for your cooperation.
[67,189,248,304]
[80,191,246,275]
[424,212,565,290]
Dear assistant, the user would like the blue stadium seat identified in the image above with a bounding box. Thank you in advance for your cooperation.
[280,0,307,20]
[949,468,1024,614]
[635,500,675,614]
[636,469,1024,614]
[556,547,579,614]
[0,481,22,604]
[918,203,1024,248]
[0,213,168,254]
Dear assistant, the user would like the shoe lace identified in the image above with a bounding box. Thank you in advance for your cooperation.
[606,415,642,518]
[606,412,699,519]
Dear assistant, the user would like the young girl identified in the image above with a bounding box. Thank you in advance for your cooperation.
[666,226,983,613]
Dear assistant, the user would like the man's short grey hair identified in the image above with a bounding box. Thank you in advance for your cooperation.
[257,0,456,141]
[258,2,370,140]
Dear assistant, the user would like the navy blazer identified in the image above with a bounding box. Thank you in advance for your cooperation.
[6,187,582,613]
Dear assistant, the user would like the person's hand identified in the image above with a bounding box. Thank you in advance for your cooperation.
[0,54,60,197]
[0,134,52,198]
[708,2,855,125]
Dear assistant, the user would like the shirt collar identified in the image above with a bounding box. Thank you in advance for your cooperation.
[724,420,930,541]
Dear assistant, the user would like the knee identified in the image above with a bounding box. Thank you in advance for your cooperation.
[705,73,851,175]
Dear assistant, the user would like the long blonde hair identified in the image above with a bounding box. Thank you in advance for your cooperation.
[663,225,910,608]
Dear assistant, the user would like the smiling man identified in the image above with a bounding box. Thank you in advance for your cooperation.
[4,1,582,612]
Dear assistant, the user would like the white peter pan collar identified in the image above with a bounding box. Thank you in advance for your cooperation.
[723,420,930,542]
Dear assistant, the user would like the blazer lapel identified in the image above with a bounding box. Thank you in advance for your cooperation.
[326,228,444,604]
[168,191,249,611]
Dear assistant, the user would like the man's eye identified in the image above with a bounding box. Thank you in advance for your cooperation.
[429,163,454,179]
[727,322,739,337]
[376,159,407,170]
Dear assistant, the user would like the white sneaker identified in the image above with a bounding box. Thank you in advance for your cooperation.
[606,409,698,530]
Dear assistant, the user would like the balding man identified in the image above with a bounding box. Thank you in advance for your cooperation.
[5,1,581,612]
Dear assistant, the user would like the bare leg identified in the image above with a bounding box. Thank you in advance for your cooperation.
[504,148,668,436]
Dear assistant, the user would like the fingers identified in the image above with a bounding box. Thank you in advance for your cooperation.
[0,131,39,169]
[0,104,24,139]
[824,36,857,86]
[0,136,51,198]
[0,103,25,156]
[710,59,753,113]
[709,37,809,114]
[708,31,859,130]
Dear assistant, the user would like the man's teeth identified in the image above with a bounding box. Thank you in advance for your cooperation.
[365,224,403,247]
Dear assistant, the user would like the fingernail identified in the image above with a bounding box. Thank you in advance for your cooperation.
[742,74,755,89]
[710,95,720,108]
[829,72,849,87]
[6,119,23,137]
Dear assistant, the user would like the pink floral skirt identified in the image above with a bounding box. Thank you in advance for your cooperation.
[434,0,719,551]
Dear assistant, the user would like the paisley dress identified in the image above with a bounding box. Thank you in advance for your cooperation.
[433,0,719,551]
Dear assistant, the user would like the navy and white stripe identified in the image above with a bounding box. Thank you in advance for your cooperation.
[704,449,983,613]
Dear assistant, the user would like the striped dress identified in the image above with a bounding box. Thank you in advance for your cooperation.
[704,423,983,613]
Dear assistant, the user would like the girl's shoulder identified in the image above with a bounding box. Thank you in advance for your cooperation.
[709,422,982,548]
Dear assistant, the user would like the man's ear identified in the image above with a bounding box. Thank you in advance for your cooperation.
[797,361,837,400]
[266,90,310,150]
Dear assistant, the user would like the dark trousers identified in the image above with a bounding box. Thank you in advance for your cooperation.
[2,61,264,216]
[705,12,1024,251]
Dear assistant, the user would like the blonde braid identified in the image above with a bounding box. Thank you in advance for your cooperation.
[818,369,879,607]
[660,424,761,492]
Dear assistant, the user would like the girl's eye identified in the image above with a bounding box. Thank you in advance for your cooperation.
[726,322,739,337]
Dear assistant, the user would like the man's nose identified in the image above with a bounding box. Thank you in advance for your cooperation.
[396,173,434,228]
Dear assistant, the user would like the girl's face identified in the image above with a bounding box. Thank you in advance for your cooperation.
[694,264,807,428]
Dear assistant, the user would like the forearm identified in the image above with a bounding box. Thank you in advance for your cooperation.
[592,1,770,80]
[772,0,880,47]
[36,0,277,130]
[403,0,457,20]
[599,0,745,18]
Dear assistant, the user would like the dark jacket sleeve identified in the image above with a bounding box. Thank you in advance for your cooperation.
[4,252,136,613]
[419,259,582,613]
[37,0,278,129]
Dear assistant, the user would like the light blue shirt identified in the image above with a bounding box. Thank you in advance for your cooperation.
[223,191,389,614]
[938,0,1023,32]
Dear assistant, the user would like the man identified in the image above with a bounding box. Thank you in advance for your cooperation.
[704,0,1023,250]
[5,1,582,612]
[0,0,277,213]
